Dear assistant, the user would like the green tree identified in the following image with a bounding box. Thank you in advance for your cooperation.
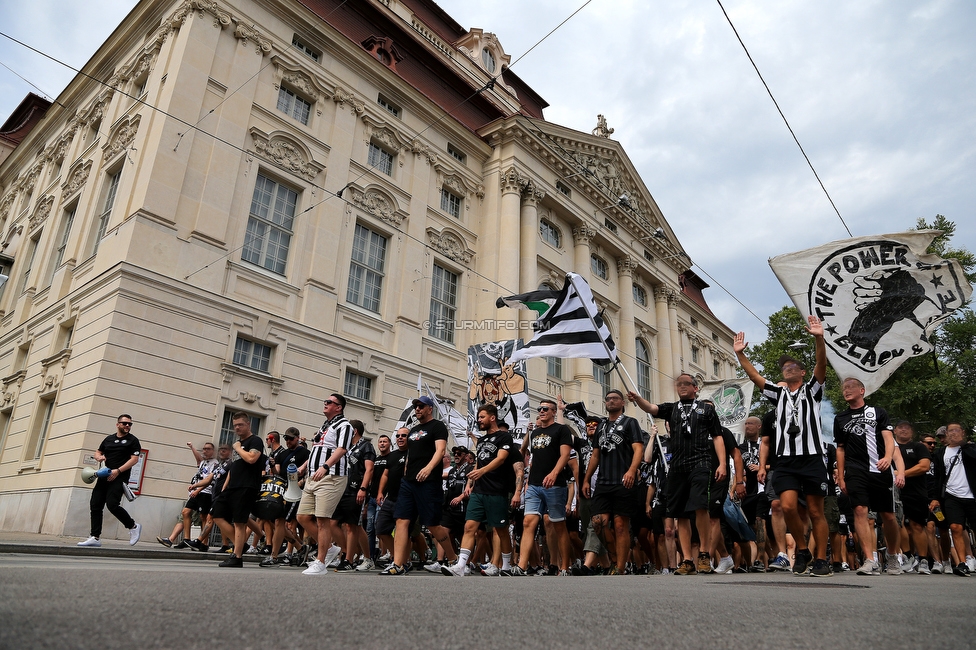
[915,214,976,285]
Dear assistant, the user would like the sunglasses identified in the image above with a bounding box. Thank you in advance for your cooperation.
[537,406,552,413]
[396,434,408,439]
[118,422,133,426]
[324,400,341,407]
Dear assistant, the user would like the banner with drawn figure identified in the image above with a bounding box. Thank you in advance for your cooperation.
[769,230,973,396]
[467,340,530,443]
[701,377,754,442]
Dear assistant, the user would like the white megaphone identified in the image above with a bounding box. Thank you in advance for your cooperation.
[82,466,112,484]
[284,463,302,502]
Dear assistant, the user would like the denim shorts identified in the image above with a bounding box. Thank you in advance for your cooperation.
[524,484,569,522]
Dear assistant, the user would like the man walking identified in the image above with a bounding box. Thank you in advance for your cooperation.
[78,415,142,547]
[210,412,265,567]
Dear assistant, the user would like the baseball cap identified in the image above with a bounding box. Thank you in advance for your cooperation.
[452,446,470,455]
[412,396,435,408]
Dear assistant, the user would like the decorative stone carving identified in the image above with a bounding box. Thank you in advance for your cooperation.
[61,161,92,200]
[500,166,526,194]
[522,183,545,206]
[442,174,466,197]
[654,286,677,304]
[370,126,400,153]
[572,225,596,246]
[616,256,637,277]
[592,114,614,138]
[45,129,75,166]
[28,196,54,232]
[0,192,16,223]
[410,139,437,164]
[351,188,403,226]
[279,70,318,101]
[103,114,141,162]
[233,19,272,54]
[249,129,325,181]
[426,227,474,265]
[186,0,232,28]
[333,86,365,113]
[475,183,485,200]
[18,164,42,196]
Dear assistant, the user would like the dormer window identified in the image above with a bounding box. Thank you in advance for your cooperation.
[482,48,496,73]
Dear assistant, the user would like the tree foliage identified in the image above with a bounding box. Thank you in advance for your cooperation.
[915,214,976,285]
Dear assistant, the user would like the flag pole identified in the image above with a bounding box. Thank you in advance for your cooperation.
[566,272,669,473]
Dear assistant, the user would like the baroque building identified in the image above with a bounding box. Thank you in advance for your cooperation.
[0,0,736,538]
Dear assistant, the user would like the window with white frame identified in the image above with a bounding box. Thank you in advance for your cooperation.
[713,360,720,377]
[590,254,608,280]
[19,232,40,294]
[50,204,75,279]
[556,181,571,197]
[292,35,320,62]
[219,409,262,448]
[92,168,121,255]
[377,95,400,118]
[604,219,618,234]
[636,339,652,401]
[344,371,373,401]
[428,264,458,344]
[367,142,394,176]
[440,187,462,218]
[277,87,311,125]
[633,283,647,307]
[347,223,387,312]
[447,144,466,164]
[233,336,271,373]
[26,398,55,461]
[593,362,611,396]
[540,219,561,247]
[691,345,700,364]
[242,173,297,275]
[546,356,562,379]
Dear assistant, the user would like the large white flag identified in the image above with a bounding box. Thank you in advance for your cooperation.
[701,377,754,442]
[769,230,973,396]
[502,273,617,366]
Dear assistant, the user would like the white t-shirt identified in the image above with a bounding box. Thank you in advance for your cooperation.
[944,447,973,499]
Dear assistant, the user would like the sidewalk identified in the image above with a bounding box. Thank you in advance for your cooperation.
[0,530,264,563]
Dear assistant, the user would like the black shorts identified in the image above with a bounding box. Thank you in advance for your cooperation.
[709,480,729,519]
[375,498,398,536]
[650,502,667,536]
[332,491,365,526]
[251,497,285,522]
[901,494,930,527]
[772,456,829,498]
[565,514,581,537]
[667,466,711,518]
[942,494,976,528]
[630,485,652,531]
[844,468,894,513]
[393,479,443,527]
[440,505,465,537]
[210,487,258,524]
[284,500,299,523]
[185,493,213,516]
[741,493,760,523]
[591,484,638,519]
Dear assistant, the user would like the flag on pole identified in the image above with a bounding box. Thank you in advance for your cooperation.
[495,289,560,317]
[501,273,617,366]
[769,230,973,396]
[701,377,754,442]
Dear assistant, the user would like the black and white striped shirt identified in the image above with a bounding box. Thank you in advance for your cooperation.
[762,379,825,458]
[308,415,354,476]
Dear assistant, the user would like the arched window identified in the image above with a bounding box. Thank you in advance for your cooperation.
[590,254,608,280]
[540,219,561,247]
[633,283,647,307]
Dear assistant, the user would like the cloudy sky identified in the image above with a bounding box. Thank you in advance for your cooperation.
[1,0,973,345]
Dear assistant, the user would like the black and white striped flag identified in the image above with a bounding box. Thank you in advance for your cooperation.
[502,273,617,366]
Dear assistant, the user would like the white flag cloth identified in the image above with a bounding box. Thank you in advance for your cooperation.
[768,230,973,396]
[701,377,754,442]
[505,273,617,366]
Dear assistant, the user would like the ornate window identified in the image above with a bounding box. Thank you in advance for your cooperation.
[547,357,562,379]
[242,173,297,275]
[440,188,462,218]
[590,254,609,280]
[540,219,561,247]
[691,345,700,364]
[347,224,387,312]
[92,168,121,254]
[482,48,496,73]
[633,284,647,307]
[277,87,311,125]
[233,336,271,373]
[368,142,394,176]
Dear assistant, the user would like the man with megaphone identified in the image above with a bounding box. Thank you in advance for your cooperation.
[78,414,143,547]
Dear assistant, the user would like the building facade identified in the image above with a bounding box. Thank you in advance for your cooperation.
[0,0,736,538]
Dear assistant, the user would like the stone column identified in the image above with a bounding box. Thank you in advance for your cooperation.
[498,167,525,296]
[616,256,638,391]
[654,286,674,400]
[519,184,545,343]
[571,225,598,384]
[668,291,682,385]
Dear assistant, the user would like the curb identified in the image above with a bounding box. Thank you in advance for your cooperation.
[0,543,267,563]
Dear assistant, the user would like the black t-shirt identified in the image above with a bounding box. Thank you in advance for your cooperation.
[594,414,642,486]
[739,438,761,494]
[445,461,471,503]
[657,401,719,472]
[275,445,310,479]
[826,443,837,493]
[526,423,574,487]
[346,438,376,491]
[834,405,892,473]
[370,452,390,499]
[898,441,931,500]
[384,449,407,501]
[97,433,141,480]
[761,410,777,471]
[405,419,449,483]
[708,426,737,481]
[473,431,514,496]
[226,435,265,490]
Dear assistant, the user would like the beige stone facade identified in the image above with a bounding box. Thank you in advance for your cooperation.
[0,0,735,539]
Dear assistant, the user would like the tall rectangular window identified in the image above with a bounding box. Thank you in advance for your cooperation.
[242,174,297,275]
[440,188,461,218]
[346,224,387,312]
[93,169,121,254]
[52,206,75,272]
[233,336,271,373]
[219,409,262,448]
[276,87,311,125]
[27,399,55,461]
[428,264,458,344]
[343,371,373,401]
[593,362,611,396]
[19,233,40,294]
[546,357,562,379]
[367,143,394,176]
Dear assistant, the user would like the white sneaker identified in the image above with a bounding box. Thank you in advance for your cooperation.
[932,561,944,574]
[480,563,499,576]
[885,556,903,575]
[856,559,880,575]
[78,536,101,547]
[377,551,392,562]
[302,560,329,575]
[918,559,931,575]
[967,556,976,572]
[324,545,342,568]
[128,523,141,546]
[715,556,734,575]
[464,565,472,576]
[424,561,443,573]
[355,558,375,572]
[440,563,465,577]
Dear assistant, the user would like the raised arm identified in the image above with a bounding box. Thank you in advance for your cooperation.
[806,316,827,384]
[733,332,768,389]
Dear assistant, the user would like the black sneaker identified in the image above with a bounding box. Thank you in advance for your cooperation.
[749,561,765,573]
[259,556,280,567]
[334,559,356,572]
[733,565,748,574]
[793,549,813,576]
[258,545,272,556]
[218,556,243,568]
[217,545,233,554]
[832,561,843,574]
[811,559,833,577]
[953,563,971,577]
[174,540,191,550]
[571,564,592,576]
[156,536,173,548]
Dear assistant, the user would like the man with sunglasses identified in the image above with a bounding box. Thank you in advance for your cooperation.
[78,415,142,547]
[893,421,933,573]
[504,399,574,576]
[157,441,218,549]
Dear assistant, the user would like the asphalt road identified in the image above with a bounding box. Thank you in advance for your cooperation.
[1,554,974,649]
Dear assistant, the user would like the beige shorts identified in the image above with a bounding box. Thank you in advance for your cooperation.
[296,474,348,519]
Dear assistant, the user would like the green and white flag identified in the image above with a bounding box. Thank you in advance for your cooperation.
[495,289,560,317]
